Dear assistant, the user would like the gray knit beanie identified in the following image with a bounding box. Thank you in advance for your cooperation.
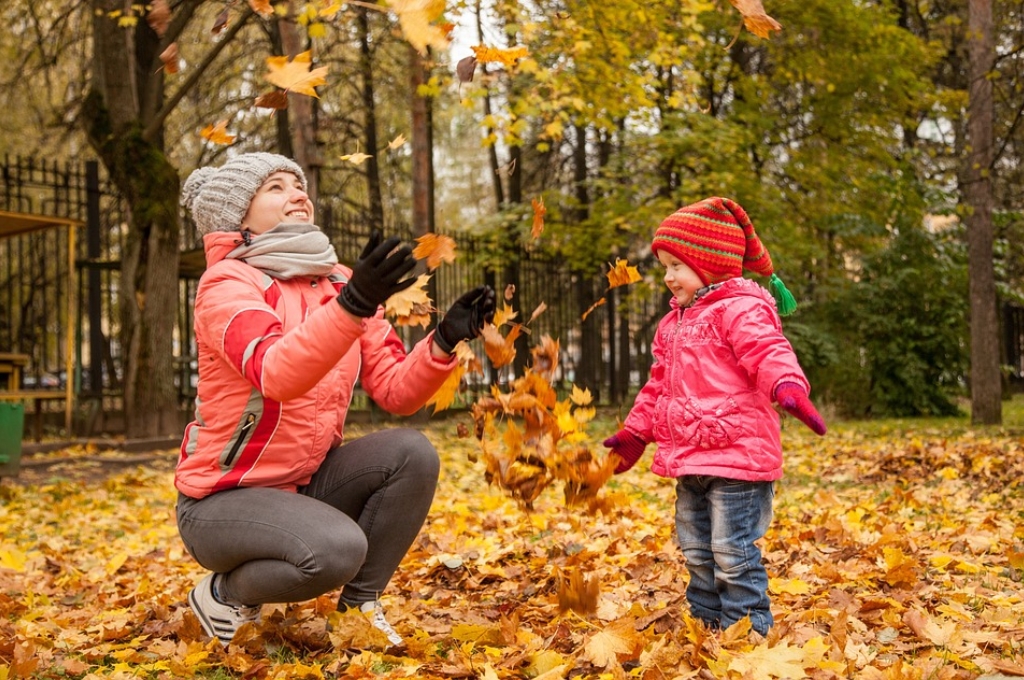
[180,152,307,235]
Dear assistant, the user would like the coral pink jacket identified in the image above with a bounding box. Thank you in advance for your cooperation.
[175,232,455,499]
[624,277,810,482]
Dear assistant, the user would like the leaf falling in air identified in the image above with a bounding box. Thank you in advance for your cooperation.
[607,258,642,288]
[248,0,275,17]
[530,335,560,379]
[456,56,477,83]
[159,43,180,74]
[412,233,457,270]
[211,7,229,34]
[200,120,235,145]
[265,50,329,98]
[255,90,290,110]
[340,151,373,165]
[471,44,530,69]
[581,297,606,322]
[527,302,547,326]
[502,284,515,302]
[146,0,171,36]
[387,133,407,150]
[727,0,782,38]
[492,302,518,327]
[387,0,450,55]
[531,197,546,240]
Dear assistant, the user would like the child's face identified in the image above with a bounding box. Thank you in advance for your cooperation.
[657,250,705,306]
[242,171,313,235]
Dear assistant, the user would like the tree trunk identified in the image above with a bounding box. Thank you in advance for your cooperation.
[85,1,181,437]
[358,7,385,233]
[278,2,321,202]
[965,0,1001,424]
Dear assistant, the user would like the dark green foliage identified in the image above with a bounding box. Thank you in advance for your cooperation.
[810,223,969,417]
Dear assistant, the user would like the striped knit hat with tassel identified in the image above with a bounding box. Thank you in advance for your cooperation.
[651,196,797,315]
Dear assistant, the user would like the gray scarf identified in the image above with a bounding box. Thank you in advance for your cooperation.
[225,222,338,279]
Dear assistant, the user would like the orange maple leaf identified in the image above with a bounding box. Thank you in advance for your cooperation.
[248,0,275,17]
[606,258,641,288]
[412,234,457,271]
[200,120,235,145]
[581,297,606,322]
[727,0,782,39]
[426,364,466,413]
[265,50,328,98]
[530,197,546,240]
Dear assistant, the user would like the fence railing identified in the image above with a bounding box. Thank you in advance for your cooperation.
[1,155,671,437]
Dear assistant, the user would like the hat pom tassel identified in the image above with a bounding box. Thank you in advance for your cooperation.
[769,274,798,316]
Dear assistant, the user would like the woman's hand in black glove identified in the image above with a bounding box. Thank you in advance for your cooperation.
[337,230,418,318]
[434,285,497,354]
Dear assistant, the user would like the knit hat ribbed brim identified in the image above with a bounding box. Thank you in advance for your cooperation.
[651,196,774,285]
[180,152,307,235]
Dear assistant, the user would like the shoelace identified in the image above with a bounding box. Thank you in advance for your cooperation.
[360,601,401,644]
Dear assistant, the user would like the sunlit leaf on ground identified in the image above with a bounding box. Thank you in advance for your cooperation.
[1,406,1023,678]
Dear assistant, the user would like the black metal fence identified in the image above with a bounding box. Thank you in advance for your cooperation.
[1,156,669,437]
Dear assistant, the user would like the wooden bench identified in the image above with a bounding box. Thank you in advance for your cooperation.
[0,353,72,442]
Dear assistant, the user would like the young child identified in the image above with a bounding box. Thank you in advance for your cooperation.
[603,196,826,636]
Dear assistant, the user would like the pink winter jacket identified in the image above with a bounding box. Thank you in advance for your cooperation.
[623,277,811,482]
[175,231,456,499]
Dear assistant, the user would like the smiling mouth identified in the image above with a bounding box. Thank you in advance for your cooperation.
[288,211,310,220]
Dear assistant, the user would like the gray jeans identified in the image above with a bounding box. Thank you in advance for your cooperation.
[175,428,439,607]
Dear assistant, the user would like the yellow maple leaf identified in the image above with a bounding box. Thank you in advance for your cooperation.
[471,44,530,69]
[264,50,328,97]
[493,302,518,328]
[607,258,642,288]
[385,274,434,327]
[340,151,373,165]
[200,120,235,145]
[426,363,465,413]
[413,233,457,270]
[582,619,644,668]
[570,385,592,406]
[387,133,407,150]
[727,641,807,679]
[387,0,450,55]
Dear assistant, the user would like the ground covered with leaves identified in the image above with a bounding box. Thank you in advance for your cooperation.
[1,408,1023,679]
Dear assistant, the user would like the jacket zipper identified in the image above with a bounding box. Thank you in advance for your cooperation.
[223,413,256,468]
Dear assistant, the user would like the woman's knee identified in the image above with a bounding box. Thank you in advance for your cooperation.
[391,428,440,478]
[305,527,369,587]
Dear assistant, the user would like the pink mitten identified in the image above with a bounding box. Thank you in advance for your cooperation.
[774,382,827,435]
[603,430,648,474]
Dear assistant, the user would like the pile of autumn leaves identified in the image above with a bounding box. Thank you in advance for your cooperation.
[1,411,1023,679]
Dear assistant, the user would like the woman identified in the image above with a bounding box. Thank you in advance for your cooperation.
[175,152,495,646]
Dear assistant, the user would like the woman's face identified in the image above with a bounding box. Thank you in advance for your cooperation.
[658,250,705,306]
[242,171,313,235]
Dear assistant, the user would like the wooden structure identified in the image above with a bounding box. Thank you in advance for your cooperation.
[0,210,82,439]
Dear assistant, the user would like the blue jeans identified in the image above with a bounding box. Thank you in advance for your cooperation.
[176,428,439,607]
[674,476,775,635]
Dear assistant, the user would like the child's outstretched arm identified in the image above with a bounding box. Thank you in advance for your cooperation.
[774,382,827,435]
[603,430,648,474]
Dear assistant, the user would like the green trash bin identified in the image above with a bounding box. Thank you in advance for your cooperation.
[0,402,25,477]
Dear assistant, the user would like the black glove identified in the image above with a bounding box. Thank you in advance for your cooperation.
[434,285,496,354]
[337,230,418,317]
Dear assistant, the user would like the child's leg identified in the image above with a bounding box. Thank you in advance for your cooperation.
[706,478,775,635]
[675,476,722,628]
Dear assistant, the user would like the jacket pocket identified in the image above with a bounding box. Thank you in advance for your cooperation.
[679,397,740,449]
[220,412,257,469]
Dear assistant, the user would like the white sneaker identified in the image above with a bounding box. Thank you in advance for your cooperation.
[359,600,402,645]
[188,574,261,646]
